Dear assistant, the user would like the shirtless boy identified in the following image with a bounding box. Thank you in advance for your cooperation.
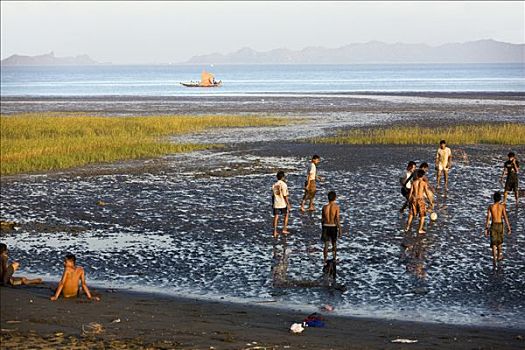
[300,155,321,212]
[0,243,42,286]
[406,169,434,234]
[500,152,520,205]
[321,191,342,263]
[485,192,512,267]
[435,140,452,190]
[272,171,290,238]
[50,254,99,301]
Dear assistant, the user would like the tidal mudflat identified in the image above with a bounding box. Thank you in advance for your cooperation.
[1,94,524,350]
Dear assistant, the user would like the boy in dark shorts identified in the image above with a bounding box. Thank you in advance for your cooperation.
[485,192,511,267]
[0,243,42,286]
[272,171,290,238]
[500,152,520,205]
[321,191,342,263]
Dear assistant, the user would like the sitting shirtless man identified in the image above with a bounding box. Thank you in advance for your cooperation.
[50,253,99,301]
[321,191,343,263]
[406,169,434,234]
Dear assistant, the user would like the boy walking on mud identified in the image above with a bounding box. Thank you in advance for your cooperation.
[406,170,434,234]
[272,171,290,238]
[321,191,342,263]
[435,140,452,190]
[50,253,99,301]
[300,155,322,212]
[500,152,520,205]
[485,192,511,267]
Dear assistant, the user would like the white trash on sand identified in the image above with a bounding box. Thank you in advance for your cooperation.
[391,338,418,343]
[290,323,305,334]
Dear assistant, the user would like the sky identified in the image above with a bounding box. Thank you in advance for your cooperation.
[1,1,524,64]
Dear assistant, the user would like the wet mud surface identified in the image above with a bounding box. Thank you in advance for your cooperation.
[2,143,524,328]
[1,95,524,329]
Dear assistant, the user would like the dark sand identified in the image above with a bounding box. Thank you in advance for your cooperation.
[1,286,524,349]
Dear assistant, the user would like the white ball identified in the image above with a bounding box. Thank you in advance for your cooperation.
[430,212,438,221]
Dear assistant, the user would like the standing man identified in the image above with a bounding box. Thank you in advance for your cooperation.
[485,192,511,267]
[435,140,452,190]
[321,191,342,263]
[272,171,290,238]
[406,169,434,234]
[500,152,520,205]
[300,155,322,212]
[400,161,417,213]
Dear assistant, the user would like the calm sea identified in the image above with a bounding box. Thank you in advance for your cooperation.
[1,63,524,96]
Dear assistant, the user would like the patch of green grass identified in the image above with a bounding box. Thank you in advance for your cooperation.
[0,113,287,175]
[312,123,525,145]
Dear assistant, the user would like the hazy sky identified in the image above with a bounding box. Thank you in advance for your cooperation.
[1,1,523,64]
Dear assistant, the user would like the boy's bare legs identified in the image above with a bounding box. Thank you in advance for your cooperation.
[491,245,498,267]
[497,244,504,261]
[417,217,426,234]
[503,190,508,205]
[444,170,449,190]
[282,212,290,234]
[405,210,414,231]
[272,214,279,238]
[332,242,337,262]
[323,242,329,264]
[308,198,315,211]
[21,277,43,285]
[436,171,441,190]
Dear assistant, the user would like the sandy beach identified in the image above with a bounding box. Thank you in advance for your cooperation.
[1,285,524,349]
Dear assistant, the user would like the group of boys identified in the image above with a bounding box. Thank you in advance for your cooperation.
[0,243,98,301]
[272,155,343,264]
[399,141,519,267]
[399,139,452,234]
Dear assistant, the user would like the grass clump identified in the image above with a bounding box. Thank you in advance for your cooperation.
[313,123,525,145]
[0,113,287,175]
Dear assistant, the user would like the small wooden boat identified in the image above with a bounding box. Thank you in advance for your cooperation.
[180,81,222,87]
[181,71,222,87]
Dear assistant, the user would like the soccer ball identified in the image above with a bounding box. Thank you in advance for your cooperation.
[430,212,438,221]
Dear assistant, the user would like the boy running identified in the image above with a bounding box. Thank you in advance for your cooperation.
[321,191,342,263]
[485,192,511,267]
[300,155,322,212]
[435,140,452,190]
[406,169,434,234]
[500,152,520,205]
[272,171,290,238]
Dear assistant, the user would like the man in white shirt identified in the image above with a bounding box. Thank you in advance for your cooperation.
[435,140,452,190]
[272,171,290,238]
[300,155,321,212]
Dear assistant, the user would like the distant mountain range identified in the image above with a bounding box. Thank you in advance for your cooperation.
[186,39,524,64]
[1,52,102,66]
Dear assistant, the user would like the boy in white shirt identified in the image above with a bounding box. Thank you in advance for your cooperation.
[272,171,290,238]
[300,155,321,212]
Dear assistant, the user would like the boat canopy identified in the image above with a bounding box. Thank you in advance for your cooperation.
[200,71,215,87]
